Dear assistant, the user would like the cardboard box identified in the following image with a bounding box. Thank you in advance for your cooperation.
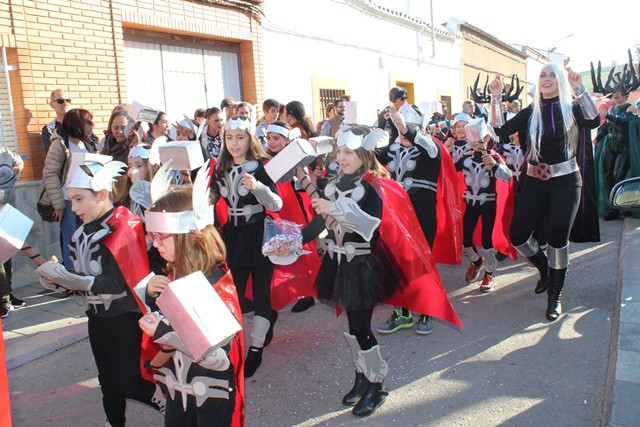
[158,141,204,171]
[265,138,317,183]
[309,136,334,156]
[156,271,242,361]
[0,204,33,263]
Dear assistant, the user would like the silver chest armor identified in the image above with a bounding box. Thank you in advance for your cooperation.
[321,176,379,263]
[503,143,524,179]
[218,160,264,226]
[387,143,437,193]
[462,156,494,206]
[70,214,127,311]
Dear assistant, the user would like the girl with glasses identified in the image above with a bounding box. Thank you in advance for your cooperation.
[141,184,245,427]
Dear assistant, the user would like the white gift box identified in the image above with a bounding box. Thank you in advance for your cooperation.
[129,101,161,123]
[309,136,334,156]
[265,138,317,183]
[344,101,376,125]
[0,203,33,263]
[156,271,242,361]
[158,141,204,171]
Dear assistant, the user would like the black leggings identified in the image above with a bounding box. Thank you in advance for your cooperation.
[463,203,496,249]
[88,312,158,427]
[510,172,581,248]
[416,209,437,248]
[347,309,377,350]
[231,263,274,319]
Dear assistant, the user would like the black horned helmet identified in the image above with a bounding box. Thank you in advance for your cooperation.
[591,49,640,97]
[471,73,523,104]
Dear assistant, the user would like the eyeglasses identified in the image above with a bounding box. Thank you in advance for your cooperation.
[54,98,71,105]
[147,231,172,247]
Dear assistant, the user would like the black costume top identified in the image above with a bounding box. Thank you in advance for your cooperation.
[301,173,403,311]
[214,159,281,269]
[454,150,506,207]
[598,103,631,152]
[494,96,601,242]
[375,128,441,211]
[70,208,140,318]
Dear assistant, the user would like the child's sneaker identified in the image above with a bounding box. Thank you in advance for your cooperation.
[479,273,497,293]
[416,315,434,335]
[465,257,485,283]
[377,309,413,334]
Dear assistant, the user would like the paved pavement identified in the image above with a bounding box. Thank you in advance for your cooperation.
[2,218,639,426]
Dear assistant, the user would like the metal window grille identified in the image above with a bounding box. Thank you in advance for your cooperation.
[319,88,346,119]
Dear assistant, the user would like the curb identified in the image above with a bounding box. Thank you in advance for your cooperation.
[602,217,640,427]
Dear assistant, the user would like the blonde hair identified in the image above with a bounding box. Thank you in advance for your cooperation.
[528,63,576,162]
[149,187,226,278]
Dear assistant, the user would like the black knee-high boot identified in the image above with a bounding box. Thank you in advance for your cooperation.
[527,249,549,294]
[546,268,567,321]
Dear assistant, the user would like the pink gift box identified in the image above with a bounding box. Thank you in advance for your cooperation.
[156,271,241,361]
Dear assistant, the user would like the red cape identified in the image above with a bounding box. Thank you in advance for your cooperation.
[213,270,245,427]
[366,174,463,329]
[264,181,321,310]
[431,139,464,264]
[457,150,517,259]
[103,206,160,383]
[0,320,10,426]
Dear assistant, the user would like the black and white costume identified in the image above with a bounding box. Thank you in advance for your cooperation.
[455,148,512,275]
[151,268,238,426]
[376,127,441,246]
[214,158,282,375]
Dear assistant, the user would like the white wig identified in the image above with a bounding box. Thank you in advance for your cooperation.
[528,62,577,162]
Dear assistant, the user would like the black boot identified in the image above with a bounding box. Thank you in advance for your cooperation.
[245,346,263,377]
[527,248,549,294]
[352,381,388,416]
[342,371,369,406]
[264,310,278,347]
[291,296,315,313]
[546,268,567,321]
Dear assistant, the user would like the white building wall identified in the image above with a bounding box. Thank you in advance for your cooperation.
[261,0,461,123]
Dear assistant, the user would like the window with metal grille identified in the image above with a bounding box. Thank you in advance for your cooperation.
[318,88,346,120]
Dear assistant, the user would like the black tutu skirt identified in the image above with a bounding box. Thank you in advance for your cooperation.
[314,237,407,311]
[222,220,270,270]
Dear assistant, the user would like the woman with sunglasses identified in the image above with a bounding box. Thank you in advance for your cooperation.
[213,116,282,377]
[41,108,98,272]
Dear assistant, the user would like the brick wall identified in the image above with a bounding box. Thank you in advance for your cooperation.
[1,0,264,181]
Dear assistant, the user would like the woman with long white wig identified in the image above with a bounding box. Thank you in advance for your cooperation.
[489,62,600,321]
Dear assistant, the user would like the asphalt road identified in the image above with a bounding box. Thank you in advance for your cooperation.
[8,219,621,426]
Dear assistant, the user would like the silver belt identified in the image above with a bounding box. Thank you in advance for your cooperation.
[526,158,578,181]
[321,240,371,262]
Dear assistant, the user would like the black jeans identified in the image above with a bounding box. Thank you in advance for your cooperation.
[88,311,158,427]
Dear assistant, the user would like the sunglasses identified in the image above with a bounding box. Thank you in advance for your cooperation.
[54,98,71,105]
[147,231,172,247]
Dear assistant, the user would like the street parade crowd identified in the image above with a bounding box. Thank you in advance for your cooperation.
[1,50,640,426]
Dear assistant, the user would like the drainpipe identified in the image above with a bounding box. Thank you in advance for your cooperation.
[2,46,19,155]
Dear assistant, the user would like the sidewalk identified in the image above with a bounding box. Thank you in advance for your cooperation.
[1,282,87,370]
[2,219,639,425]
[607,217,640,427]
